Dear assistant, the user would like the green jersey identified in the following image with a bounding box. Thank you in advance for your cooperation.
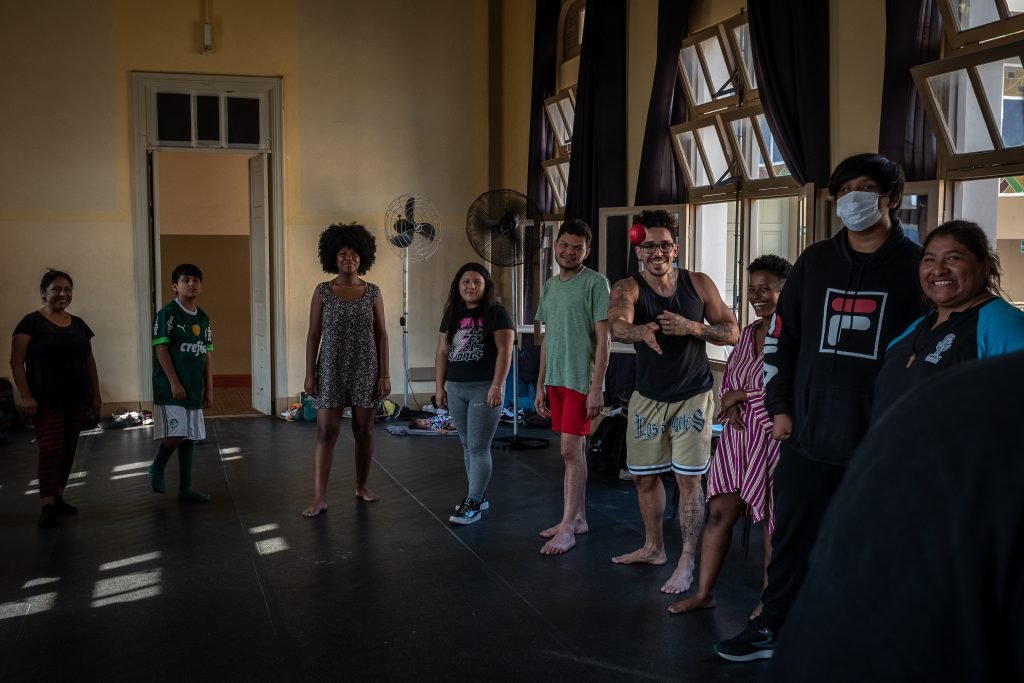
[152,300,214,409]
[534,267,610,395]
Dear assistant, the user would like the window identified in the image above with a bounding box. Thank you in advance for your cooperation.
[543,87,576,156]
[934,0,1024,50]
[151,90,266,149]
[542,157,570,212]
[667,13,808,342]
[562,0,585,62]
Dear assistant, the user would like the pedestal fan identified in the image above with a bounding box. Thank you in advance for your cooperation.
[466,189,549,450]
[385,195,440,409]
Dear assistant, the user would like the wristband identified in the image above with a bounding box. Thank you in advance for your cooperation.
[490,385,502,390]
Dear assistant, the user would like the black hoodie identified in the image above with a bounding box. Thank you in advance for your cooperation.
[763,221,923,465]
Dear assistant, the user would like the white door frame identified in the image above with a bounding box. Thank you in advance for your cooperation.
[130,72,286,406]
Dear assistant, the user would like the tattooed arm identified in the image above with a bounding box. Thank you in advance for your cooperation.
[607,277,662,354]
[656,271,739,346]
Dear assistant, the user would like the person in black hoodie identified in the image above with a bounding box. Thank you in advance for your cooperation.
[715,153,925,662]
[765,351,1024,682]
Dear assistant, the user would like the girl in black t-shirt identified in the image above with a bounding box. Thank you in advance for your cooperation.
[435,263,514,525]
[10,270,102,529]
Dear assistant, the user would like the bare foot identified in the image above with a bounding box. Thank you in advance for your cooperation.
[302,499,328,517]
[539,528,576,555]
[668,593,716,614]
[611,547,667,565]
[660,561,695,594]
[539,519,589,538]
[354,485,379,502]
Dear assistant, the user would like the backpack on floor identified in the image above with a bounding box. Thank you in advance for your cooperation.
[587,412,627,477]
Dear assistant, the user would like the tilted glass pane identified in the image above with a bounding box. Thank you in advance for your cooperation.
[557,98,575,136]
[1001,60,1024,147]
[928,69,995,153]
[699,35,734,99]
[896,194,927,244]
[675,129,709,186]
[732,23,758,90]
[756,114,791,176]
[952,0,1002,31]
[731,117,768,179]
[699,124,731,185]
[544,165,566,208]
[680,44,712,105]
[545,102,569,147]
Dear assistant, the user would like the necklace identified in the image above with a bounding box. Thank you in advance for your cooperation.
[334,278,364,288]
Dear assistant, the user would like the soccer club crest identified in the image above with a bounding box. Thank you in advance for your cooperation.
[818,289,888,359]
[192,324,201,336]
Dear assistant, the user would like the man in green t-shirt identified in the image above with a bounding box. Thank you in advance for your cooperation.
[147,263,215,503]
[534,219,610,555]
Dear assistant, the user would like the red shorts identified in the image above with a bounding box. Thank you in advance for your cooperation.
[546,386,591,436]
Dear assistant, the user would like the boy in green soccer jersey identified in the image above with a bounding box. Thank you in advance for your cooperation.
[147,264,215,503]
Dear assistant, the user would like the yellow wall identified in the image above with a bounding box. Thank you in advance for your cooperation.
[158,152,251,236]
[0,0,937,407]
[160,235,253,376]
[1,0,487,407]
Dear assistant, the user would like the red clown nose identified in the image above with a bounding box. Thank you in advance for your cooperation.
[629,223,647,245]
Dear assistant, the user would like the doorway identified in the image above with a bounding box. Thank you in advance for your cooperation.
[131,73,284,416]
[153,151,263,416]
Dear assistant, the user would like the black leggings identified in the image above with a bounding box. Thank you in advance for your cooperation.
[759,445,846,633]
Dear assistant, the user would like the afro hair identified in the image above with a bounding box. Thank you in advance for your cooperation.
[318,223,377,275]
[747,254,793,280]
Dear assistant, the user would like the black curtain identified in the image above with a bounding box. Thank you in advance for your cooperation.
[747,0,831,187]
[878,0,942,181]
[564,0,628,270]
[634,0,690,207]
[524,0,561,320]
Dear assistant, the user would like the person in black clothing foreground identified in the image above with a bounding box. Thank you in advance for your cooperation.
[715,153,925,661]
[766,350,1024,681]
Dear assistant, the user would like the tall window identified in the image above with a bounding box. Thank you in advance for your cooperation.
[912,4,1024,309]
[668,13,808,359]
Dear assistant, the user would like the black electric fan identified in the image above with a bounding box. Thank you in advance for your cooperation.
[385,195,440,409]
[466,189,549,450]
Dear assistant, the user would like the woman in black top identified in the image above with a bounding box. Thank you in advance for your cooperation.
[10,270,101,528]
[434,263,514,525]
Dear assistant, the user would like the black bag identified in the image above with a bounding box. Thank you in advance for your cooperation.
[586,412,627,476]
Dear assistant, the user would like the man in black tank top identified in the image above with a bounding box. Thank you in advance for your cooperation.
[607,210,739,596]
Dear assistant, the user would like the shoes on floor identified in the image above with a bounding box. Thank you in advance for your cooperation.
[37,504,58,529]
[54,495,78,515]
[454,495,489,511]
[714,617,776,662]
[449,497,482,525]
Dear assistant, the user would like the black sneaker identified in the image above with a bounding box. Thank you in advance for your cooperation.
[454,495,489,512]
[714,617,776,662]
[449,497,482,525]
[37,504,58,529]
[54,495,78,515]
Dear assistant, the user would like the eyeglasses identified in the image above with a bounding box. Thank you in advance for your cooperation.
[639,241,675,254]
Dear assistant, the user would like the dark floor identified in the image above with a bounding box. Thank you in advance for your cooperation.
[0,418,768,682]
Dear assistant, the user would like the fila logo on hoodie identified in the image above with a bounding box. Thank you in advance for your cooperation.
[818,289,888,360]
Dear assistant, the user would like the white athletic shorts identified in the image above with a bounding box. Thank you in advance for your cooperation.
[153,404,207,441]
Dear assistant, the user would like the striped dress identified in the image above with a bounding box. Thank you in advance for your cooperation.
[706,319,780,533]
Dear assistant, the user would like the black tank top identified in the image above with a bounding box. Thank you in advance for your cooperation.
[632,271,713,402]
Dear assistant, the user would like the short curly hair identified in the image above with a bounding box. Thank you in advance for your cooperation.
[318,223,377,275]
[747,254,793,280]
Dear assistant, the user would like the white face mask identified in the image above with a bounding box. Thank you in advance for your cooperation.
[836,191,884,232]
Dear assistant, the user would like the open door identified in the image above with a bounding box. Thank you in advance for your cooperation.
[249,154,272,415]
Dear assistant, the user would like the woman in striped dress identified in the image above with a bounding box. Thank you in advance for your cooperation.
[670,255,791,615]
